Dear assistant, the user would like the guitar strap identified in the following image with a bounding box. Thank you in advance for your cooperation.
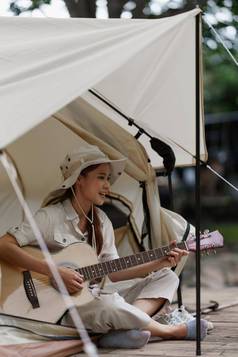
[23,271,40,309]
[182,222,191,242]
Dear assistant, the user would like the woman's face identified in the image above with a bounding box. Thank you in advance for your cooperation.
[76,163,111,205]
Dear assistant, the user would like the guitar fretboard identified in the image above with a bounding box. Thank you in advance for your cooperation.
[76,241,187,281]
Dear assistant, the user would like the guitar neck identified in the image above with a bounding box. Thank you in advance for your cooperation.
[76,241,187,281]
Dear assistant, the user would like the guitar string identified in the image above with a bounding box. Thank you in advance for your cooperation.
[33,238,218,288]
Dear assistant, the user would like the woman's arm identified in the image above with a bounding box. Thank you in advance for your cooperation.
[0,234,84,294]
[0,234,50,274]
[108,246,188,282]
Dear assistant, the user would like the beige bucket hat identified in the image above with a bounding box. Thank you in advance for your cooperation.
[43,145,127,206]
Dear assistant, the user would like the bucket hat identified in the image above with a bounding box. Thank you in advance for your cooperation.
[43,145,127,205]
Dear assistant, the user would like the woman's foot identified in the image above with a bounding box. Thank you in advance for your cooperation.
[167,318,208,340]
[154,305,214,331]
[185,319,208,340]
[97,329,151,349]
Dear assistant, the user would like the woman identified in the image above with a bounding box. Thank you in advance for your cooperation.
[0,144,208,348]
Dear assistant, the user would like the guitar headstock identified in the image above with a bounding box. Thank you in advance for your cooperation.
[186,230,224,253]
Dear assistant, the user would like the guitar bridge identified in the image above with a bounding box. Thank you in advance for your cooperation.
[23,271,40,309]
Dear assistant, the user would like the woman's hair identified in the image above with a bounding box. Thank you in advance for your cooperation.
[43,189,72,207]
[44,164,104,256]
[80,165,104,256]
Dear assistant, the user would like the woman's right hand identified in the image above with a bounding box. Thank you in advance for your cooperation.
[50,266,84,295]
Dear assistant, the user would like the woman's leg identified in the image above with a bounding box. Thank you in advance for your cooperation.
[133,297,167,316]
[145,319,187,338]
[118,269,179,316]
[145,318,208,340]
[63,291,206,340]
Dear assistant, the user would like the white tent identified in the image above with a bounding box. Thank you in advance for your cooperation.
[0,8,205,352]
[1,8,206,165]
[0,8,205,242]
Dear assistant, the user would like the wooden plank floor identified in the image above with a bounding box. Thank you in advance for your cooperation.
[78,287,238,356]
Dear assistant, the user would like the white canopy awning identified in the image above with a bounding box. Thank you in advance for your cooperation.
[0,11,202,343]
[0,8,206,167]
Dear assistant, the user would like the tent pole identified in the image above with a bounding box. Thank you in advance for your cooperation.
[168,173,183,308]
[195,11,202,356]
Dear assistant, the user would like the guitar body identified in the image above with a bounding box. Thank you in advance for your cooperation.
[0,230,224,323]
[0,243,98,323]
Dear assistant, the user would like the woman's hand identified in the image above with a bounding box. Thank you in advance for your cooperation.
[160,241,189,269]
[50,267,84,294]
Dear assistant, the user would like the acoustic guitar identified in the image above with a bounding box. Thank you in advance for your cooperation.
[0,230,223,323]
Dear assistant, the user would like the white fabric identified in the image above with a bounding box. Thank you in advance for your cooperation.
[8,199,119,262]
[0,9,207,169]
[0,10,206,347]
[63,269,179,333]
[0,9,206,248]
[0,116,146,236]
[0,313,79,344]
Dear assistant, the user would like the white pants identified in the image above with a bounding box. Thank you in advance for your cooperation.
[63,268,179,333]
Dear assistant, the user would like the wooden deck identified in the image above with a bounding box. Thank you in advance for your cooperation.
[79,287,238,356]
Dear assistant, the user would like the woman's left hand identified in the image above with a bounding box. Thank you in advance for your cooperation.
[160,241,189,269]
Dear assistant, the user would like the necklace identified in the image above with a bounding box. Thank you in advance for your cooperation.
[71,187,97,252]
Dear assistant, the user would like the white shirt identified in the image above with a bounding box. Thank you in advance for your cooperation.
[8,199,119,263]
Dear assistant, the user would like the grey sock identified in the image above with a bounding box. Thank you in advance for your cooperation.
[98,329,151,349]
[186,319,208,340]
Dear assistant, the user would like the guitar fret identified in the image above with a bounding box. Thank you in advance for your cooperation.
[142,251,150,263]
[94,264,100,277]
[109,260,115,273]
[140,253,145,264]
[80,267,89,280]
[94,263,100,277]
[154,248,162,260]
[84,266,92,280]
[89,265,97,279]
[147,250,155,260]
[114,258,121,272]
[128,256,133,267]
[135,253,143,265]
[77,241,190,282]
[86,266,93,280]
[162,246,170,256]
[76,267,83,276]
[106,261,113,274]
[110,259,117,273]
[124,255,132,267]
[121,257,127,270]
[130,254,137,266]
[97,263,104,277]
[101,261,109,274]
[115,258,122,270]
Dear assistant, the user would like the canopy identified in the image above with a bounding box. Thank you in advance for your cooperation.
[0,8,201,252]
[0,8,206,167]
[0,9,203,349]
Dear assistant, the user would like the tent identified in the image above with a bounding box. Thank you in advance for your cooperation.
[0,8,205,354]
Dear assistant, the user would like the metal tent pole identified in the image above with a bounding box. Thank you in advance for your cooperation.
[168,172,183,308]
[195,11,202,356]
